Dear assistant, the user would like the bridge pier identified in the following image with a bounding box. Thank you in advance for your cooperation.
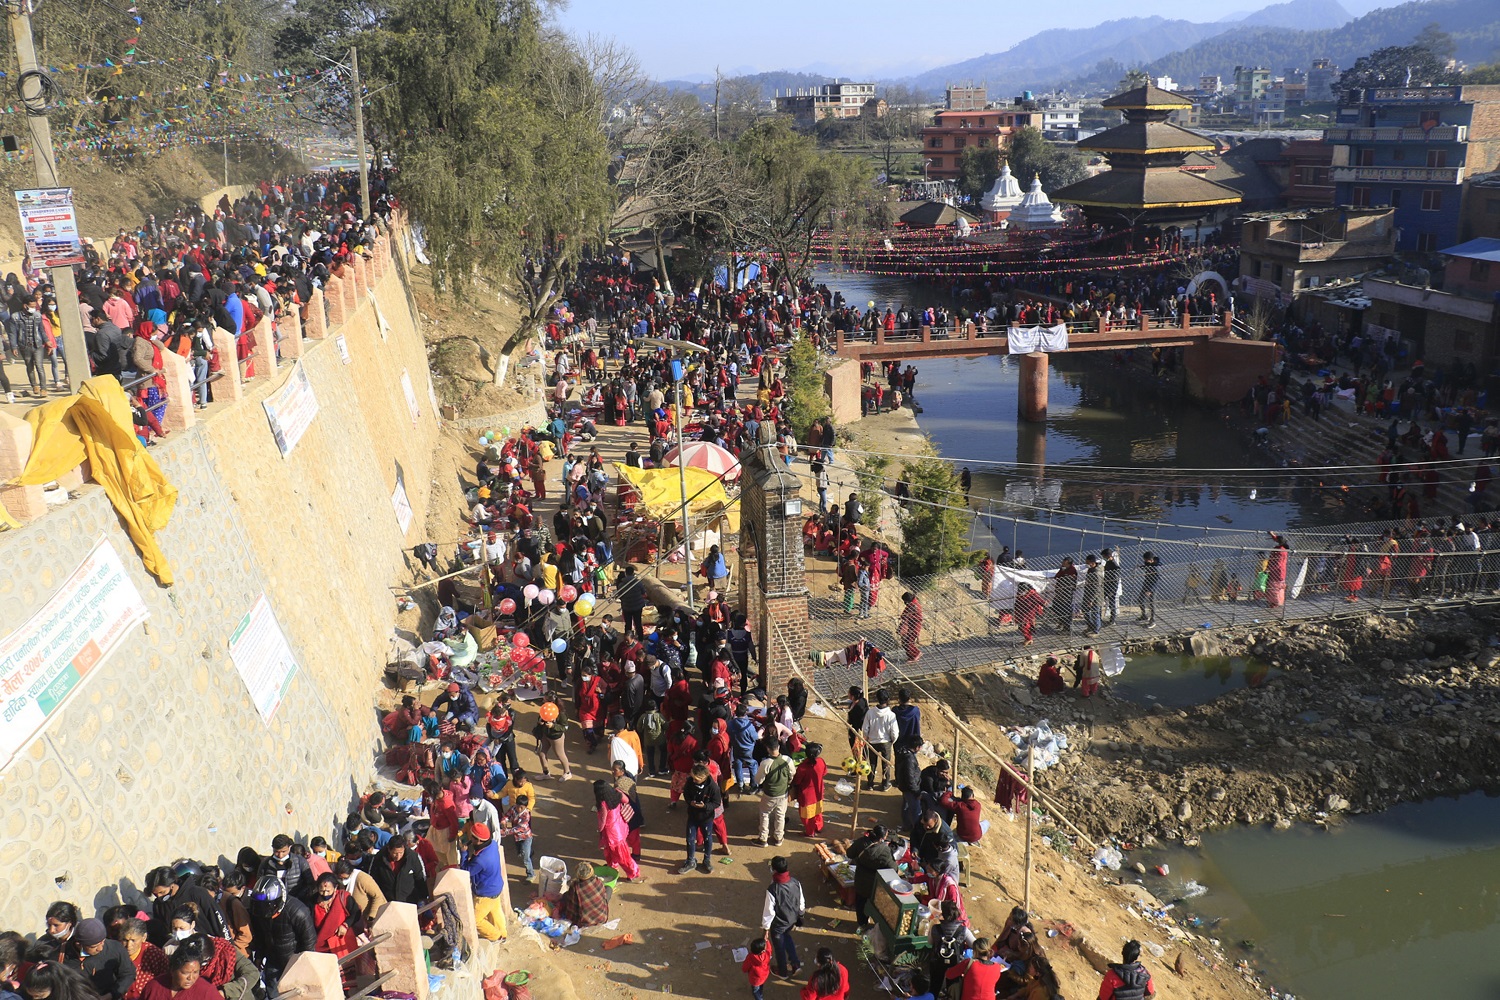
[1017,418,1046,474]
[1019,352,1048,422]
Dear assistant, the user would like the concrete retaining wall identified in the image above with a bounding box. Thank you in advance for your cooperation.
[0,238,439,914]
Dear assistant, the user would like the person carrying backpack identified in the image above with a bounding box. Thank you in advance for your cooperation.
[928,900,974,996]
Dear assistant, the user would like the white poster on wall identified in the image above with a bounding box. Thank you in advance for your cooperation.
[391,475,413,535]
[335,335,352,365]
[262,362,319,457]
[400,370,421,427]
[370,290,389,340]
[0,539,149,770]
[228,594,299,722]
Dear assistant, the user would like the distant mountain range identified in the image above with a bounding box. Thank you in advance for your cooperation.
[664,0,1500,104]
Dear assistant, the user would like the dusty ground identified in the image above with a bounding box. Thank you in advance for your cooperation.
[377,357,1274,1000]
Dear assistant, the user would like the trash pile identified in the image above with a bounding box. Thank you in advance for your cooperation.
[1007,719,1069,770]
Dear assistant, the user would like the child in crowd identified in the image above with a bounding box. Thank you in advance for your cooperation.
[741,937,771,1000]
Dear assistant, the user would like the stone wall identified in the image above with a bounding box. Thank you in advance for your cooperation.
[0,240,439,915]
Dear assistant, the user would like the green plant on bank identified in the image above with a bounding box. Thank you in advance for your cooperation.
[855,452,891,530]
[898,449,972,576]
[1034,824,1073,860]
[783,336,830,441]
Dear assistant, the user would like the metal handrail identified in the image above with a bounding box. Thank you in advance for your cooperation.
[414,891,452,916]
[337,932,391,967]
[119,373,155,392]
[343,971,395,1000]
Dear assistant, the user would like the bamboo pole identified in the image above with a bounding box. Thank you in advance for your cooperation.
[951,716,962,790]
[1023,744,1035,914]
[851,667,870,835]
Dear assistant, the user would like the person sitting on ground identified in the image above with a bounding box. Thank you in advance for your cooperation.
[558,862,611,928]
[1098,940,1154,1000]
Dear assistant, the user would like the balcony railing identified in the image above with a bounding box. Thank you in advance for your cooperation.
[1331,165,1463,184]
[1324,125,1466,142]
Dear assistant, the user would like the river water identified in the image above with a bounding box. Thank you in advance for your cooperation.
[814,267,1500,998]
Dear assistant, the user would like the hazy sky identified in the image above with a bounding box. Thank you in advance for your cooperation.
[556,0,1240,79]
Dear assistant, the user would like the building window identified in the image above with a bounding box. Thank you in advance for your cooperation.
[1389,189,1401,208]
[954,137,966,149]
[1426,149,1447,168]
[1352,186,1371,208]
[929,157,943,169]
[1357,149,1375,166]
[929,138,942,148]
[1472,259,1491,282]
[1421,189,1443,212]
[1417,232,1438,252]
[1392,147,1405,161]
[1273,263,1285,283]
[1252,260,1263,277]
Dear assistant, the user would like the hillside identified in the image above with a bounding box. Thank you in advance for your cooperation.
[905,0,1353,95]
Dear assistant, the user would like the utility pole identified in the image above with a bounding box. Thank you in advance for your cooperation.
[349,46,371,221]
[223,139,229,188]
[8,0,89,394]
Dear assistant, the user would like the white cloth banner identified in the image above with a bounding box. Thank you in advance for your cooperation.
[986,565,1061,611]
[1007,323,1070,354]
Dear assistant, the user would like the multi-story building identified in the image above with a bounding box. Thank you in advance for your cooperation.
[1362,237,1500,365]
[1200,75,1223,94]
[1036,96,1082,138]
[773,82,884,129]
[1234,66,1272,106]
[1239,207,1396,302]
[1280,139,1336,207]
[1306,59,1338,103]
[1458,171,1500,242]
[1326,85,1500,252]
[919,108,1042,180]
[946,85,988,112]
[1155,76,1179,92]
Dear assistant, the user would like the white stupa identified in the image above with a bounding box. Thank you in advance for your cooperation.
[1008,174,1065,230]
[980,164,1023,219]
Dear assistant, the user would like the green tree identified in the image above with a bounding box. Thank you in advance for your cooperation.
[782,336,830,441]
[1466,63,1500,83]
[1339,42,1458,89]
[367,0,612,379]
[957,146,1001,204]
[731,118,874,288]
[898,452,971,577]
[1004,127,1087,191]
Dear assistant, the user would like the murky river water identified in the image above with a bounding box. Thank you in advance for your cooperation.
[815,268,1500,998]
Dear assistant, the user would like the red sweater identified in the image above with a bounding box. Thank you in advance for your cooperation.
[742,948,771,987]
[800,963,849,1000]
[941,796,984,844]
[947,958,1004,1000]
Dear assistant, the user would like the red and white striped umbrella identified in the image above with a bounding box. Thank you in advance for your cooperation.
[662,440,741,481]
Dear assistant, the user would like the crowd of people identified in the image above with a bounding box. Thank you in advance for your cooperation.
[0,170,394,448]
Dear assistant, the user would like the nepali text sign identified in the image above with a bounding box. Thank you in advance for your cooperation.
[15,188,85,268]
[0,539,149,769]
[228,595,299,722]
[262,361,319,458]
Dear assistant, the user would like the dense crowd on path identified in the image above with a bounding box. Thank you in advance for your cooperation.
[0,169,393,447]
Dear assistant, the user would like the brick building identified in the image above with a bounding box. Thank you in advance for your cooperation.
[1363,237,1500,366]
[1239,207,1396,301]
[920,108,1041,181]
[774,82,886,129]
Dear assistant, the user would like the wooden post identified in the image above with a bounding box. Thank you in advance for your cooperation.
[1023,744,1035,914]
[951,716,962,790]
[851,670,869,835]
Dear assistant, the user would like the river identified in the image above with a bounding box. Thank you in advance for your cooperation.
[815,267,1500,998]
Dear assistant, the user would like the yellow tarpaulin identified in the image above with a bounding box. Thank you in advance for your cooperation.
[5,376,178,585]
[615,463,740,532]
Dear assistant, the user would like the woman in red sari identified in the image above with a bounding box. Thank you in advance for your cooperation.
[792,743,827,837]
[1013,583,1045,646]
[312,873,361,963]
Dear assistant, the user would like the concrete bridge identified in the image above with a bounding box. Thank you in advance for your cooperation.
[832,311,1275,419]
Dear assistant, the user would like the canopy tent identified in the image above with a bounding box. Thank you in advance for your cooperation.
[614,464,740,532]
[662,440,742,481]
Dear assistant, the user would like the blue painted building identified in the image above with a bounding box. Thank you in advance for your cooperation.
[1327,85,1500,253]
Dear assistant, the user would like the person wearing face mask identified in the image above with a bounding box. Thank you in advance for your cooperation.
[70,921,133,1000]
[142,868,226,947]
[15,294,49,399]
[40,903,80,956]
[310,874,361,966]
[247,878,314,998]
[160,922,236,1000]
[257,836,312,902]
[331,860,386,926]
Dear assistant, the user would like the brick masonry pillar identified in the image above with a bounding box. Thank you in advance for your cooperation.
[372,240,387,280]
[739,431,810,691]
[371,902,429,1000]
[1019,352,1048,422]
[251,317,276,378]
[279,309,304,360]
[304,290,327,340]
[157,350,196,432]
[341,267,359,319]
[431,867,479,958]
[324,277,348,328]
[277,952,341,1000]
[212,329,243,402]
[353,254,370,298]
[0,411,45,522]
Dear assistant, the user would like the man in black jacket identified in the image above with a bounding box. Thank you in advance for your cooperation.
[249,876,315,997]
[259,834,313,902]
[74,919,135,1000]
[759,855,806,979]
[849,825,897,930]
[678,763,721,875]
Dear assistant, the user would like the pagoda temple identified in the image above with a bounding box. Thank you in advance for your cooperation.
[1054,83,1240,228]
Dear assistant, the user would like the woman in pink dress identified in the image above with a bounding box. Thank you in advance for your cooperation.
[594,780,640,881]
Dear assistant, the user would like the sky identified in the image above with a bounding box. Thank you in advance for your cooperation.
[556,0,1238,80]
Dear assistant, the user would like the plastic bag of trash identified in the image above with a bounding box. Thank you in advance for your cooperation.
[1009,719,1069,770]
[1182,880,1208,899]
[834,779,856,797]
[1091,846,1123,871]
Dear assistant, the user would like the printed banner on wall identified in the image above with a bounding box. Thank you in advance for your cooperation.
[227,594,299,722]
[0,538,149,769]
[400,371,421,427]
[262,362,319,457]
[1007,323,1070,354]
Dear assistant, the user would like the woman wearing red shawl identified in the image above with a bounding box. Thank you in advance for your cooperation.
[664,676,693,724]
[707,719,732,782]
[1340,540,1365,601]
[120,920,168,1000]
[1013,583,1045,646]
[792,743,827,836]
[311,874,361,985]
[667,720,699,805]
[1265,532,1290,608]
[897,592,924,662]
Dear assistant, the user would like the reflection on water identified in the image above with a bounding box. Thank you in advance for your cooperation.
[814,269,1362,545]
[1148,793,1500,1000]
[1110,654,1274,707]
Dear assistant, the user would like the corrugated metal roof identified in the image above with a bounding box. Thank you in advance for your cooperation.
[1439,238,1500,262]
